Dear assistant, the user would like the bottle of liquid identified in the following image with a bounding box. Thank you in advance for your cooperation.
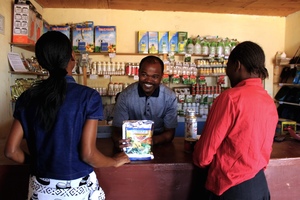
[186,38,194,54]
[194,35,201,55]
[184,109,198,153]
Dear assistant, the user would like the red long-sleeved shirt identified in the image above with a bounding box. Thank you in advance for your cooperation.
[193,78,278,195]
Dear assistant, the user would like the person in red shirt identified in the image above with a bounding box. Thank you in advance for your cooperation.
[193,41,278,199]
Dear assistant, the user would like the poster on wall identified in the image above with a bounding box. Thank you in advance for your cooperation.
[0,14,4,35]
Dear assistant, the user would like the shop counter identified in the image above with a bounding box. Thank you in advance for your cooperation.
[1,137,300,199]
[94,137,300,200]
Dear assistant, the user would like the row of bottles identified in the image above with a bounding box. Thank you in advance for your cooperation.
[185,36,239,57]
[164,60,227,76]
[177,85,224,117]
[94,82,131,96]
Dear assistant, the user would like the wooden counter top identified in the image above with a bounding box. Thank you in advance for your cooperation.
[1,137,300,199]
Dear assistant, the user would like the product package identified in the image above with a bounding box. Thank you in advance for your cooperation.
[12,3,36,44]
[122,120,154,161]
[51,25,71,39]
[94,26,116,53]
[138,31,149,54]
[72,21,94,53]
[148,31,158,54]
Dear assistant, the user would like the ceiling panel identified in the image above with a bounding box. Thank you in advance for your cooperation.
[34,0,300,16]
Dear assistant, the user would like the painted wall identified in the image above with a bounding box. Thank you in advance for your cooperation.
[285,11,300,57]
[1,1,299,139]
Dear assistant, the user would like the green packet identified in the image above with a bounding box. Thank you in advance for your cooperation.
[122,120,154,161]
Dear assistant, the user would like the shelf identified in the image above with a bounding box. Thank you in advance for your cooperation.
[278,83,300,87]
[9,71,48,76]
[275,100,300,107]
[74,52,228,58]
[10,43,35,52]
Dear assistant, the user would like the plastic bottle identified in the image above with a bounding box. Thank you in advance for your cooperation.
[194,36,201,55]
[186,38,194,54]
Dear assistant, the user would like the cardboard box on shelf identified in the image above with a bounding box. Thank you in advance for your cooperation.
[138,31,149,54]
[168,31,178,53]
[72,21,94,53]
[94,26,116,53]
[51,25,71,39]
[178,31,188,54]
[148,31,158,54]
[12,3,36,44]
[35,12,43,41]
[158,31,169,54]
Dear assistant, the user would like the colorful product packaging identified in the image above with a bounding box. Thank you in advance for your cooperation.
[72,21,94,53]
[148,31,158,54]
[42,20,50,35]
[122,120,154,161]
[138,31,149,54]
[51,25,71,39]
[35,13,43,41]
[178,31,188,54]
[158,31,169,54]
[12,3,36,44]
[94,26,116,53]
[168,31,178,53]
[277,118,297,135]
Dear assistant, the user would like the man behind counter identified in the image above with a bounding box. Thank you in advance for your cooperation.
[112,55,178,151]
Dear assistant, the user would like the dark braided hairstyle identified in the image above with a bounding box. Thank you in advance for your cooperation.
[24,31,72,133]
[229,41,269,79]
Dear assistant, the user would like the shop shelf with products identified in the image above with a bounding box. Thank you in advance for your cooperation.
[274,46,300,132]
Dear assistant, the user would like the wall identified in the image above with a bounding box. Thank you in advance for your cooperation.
[1,2,299,139]
[0,0,14,140]
[285,10,300,57]
[43,8,286,96]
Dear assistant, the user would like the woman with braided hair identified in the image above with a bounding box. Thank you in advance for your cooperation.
[4,31,130,200]
[193,41,278,200]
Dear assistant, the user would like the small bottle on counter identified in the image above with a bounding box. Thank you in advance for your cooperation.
[184,108,198,153]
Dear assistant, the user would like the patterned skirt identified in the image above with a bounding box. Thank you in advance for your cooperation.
[27,171,105,200]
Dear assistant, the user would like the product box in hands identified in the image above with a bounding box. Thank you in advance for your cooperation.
[138,31,149,54]
[12,3,36,44]
[148,31,158,54]
[158,31,169,54]
[168,31,178,53]
[72,21,94,53]
[51,25,71,39]
[122,120,154,161]
[94,26,116,53]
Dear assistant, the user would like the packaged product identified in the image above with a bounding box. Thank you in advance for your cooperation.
[51,25,71,39]
[72,21,94,53]
[148,31,158,54]
[94,26,116,53]
[138,31,149,54]
[122,120,154,161]
[158,31,169,53]
[12,3,36,44]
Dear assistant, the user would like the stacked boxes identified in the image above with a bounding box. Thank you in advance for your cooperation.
[94,26,116,53]
[72,21,94,53]
[12,3,36,44]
